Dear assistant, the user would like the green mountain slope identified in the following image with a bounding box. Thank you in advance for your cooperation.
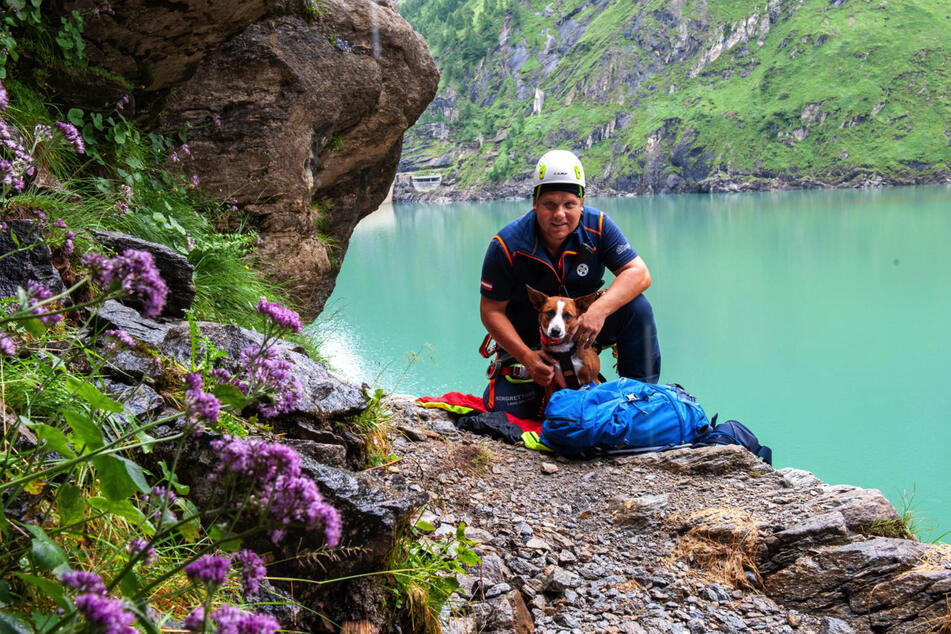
[397,0,951,199]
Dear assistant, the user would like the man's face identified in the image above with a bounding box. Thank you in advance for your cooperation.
[533,190,583,250]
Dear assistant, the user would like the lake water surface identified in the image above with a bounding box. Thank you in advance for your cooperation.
[319,186,951,539]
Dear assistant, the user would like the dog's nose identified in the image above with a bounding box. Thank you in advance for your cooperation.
[549,326,563,338]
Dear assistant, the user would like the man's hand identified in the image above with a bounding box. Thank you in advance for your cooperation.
[524,349,556,386]
[574,304,607,349]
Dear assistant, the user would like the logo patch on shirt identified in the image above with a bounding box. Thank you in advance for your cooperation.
[576,263,589,277]
[481,280,494,291]
[616,242,631,254]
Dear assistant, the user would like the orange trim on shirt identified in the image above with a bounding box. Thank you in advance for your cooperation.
[493,235,513,265]
[517,251,561,283]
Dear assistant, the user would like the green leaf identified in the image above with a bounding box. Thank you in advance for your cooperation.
[91,112,103,130]
[22,316,47,338]
[114,129,126,144]
[456,547,481,567]
[124,156,144,170]
[159,461,189,495]
[117,569,141,600]
[91,455,132,499]
[414,520,436,533]
[135,430,156,454]
[66,108,84,126]
[65,377,124,413]
[0,580,10,602]
[10,573,69,610]
[176,499,200,541]
[57,484,85,528]
[209,524,243,552]
[0,610,33,634]
[88,497,148,527]
[63,409,104,450]
[28,423,76,459]
[210,384,248,410]
[92,455,143,500]
[24,525,67,571]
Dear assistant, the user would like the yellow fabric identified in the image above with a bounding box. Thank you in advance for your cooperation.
[521,431,553,452]
[416,401,476,416]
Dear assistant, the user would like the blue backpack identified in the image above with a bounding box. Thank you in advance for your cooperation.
[541,378,710,457]
[692,417,773,465]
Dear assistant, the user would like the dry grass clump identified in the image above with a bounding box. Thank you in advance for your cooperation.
[668,506,763,591]
[451,442,494,474]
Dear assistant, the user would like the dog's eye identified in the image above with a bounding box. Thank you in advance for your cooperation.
[564,314,573,322]
[545,310,556,319]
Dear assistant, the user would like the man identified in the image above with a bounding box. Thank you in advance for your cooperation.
[479,150,661,418]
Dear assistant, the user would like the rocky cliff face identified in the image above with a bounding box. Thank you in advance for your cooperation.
[397,0,951,202]
[61,0,438,317]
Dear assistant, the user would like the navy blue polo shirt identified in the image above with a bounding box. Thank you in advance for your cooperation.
[480,205,637,347]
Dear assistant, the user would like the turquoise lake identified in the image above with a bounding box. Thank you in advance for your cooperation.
[318,186,951,540]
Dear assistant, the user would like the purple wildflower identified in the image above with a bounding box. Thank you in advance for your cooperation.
[184,554,230,587]
[186,235,195,252]
[255,297,302,333]
[34,124,53,142]
[27,280,62,325]
[54,121,85,155]
[104,329,136,349]
[115,184,132,216]
[183,607,205,632]
[210,367,232,383]
[0,334,15,356]
[53,218,67,229]
[116,94,129,110]
[211,605,280,634]
[191,174,200,187]
[180,143,191,157]
[82,250,168,318]
[238,345,303,418]
[1,120,36,192]
[125,537,157,567]
[74,593,136,634]
[145,485,178,521]
[170,150,180,163]
[213,113,222,128]
[185,373,220,425]
[61,570,106,595]
[234,549,267,598]
[0,80,7,109]
[146,485,177,506]
[210,437,341,546]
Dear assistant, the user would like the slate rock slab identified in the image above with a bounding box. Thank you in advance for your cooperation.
[764,537,951,632]
[161,320,366,422]
[0,220,65,299]
[90,229,195,318]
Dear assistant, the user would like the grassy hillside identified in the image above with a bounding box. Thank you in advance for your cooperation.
[398,0,951,196]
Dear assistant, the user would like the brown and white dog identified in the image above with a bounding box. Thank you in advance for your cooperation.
[526,286,600,401]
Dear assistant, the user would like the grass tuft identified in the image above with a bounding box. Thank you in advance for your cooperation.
[668,506,763,590]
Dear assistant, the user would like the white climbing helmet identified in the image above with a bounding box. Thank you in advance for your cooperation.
[532,149,586,197]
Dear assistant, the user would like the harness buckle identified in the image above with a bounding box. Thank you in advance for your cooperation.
[479,334,497,359]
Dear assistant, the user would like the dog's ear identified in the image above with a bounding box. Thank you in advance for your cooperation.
[525,285,549,311]
[573,291,599,315]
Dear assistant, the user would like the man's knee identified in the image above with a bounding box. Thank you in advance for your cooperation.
[600,294,661,383]
[483,379,543,419]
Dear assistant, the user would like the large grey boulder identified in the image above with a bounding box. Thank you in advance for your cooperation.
[0,220,65,299]
[88,301,365,423]
[89,229,195,318]
[765,538,951,633]
[160,321,366,422]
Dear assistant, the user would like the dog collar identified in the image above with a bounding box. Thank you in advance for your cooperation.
[539,327,570,347]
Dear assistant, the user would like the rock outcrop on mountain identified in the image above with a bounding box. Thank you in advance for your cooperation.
[397,0,951,201]
[54,0,438,318]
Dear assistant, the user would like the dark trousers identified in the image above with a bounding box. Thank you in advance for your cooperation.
[483,293,661,419]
